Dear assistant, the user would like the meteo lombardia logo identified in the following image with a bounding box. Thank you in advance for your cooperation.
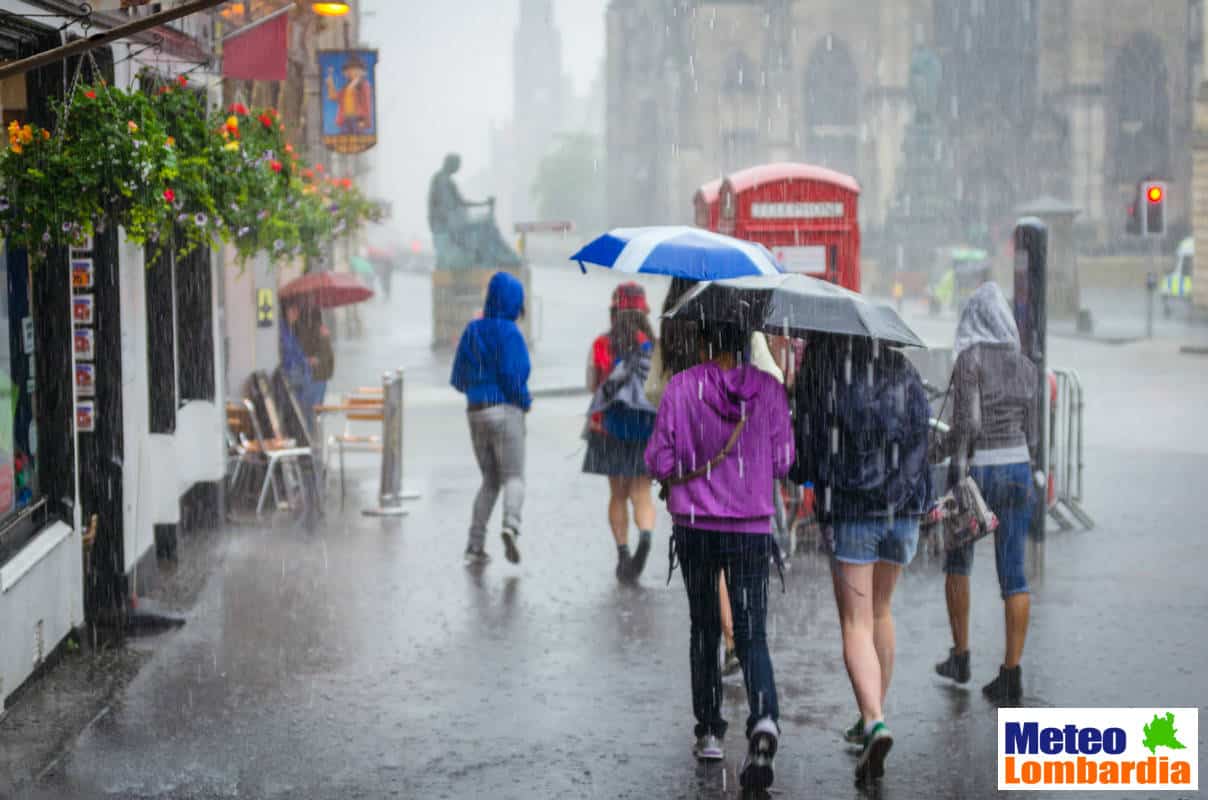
[999,708,1199,791]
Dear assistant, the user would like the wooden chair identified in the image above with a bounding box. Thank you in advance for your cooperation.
[325,393,384,508]
[242,374,319,517]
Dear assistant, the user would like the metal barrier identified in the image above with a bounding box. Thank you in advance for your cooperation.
[1047,368,1093,530]
[362,368,421,517]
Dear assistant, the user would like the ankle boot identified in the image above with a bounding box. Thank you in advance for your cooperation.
[935,648,971,684]
[615,545,633,582]
[982,665,1023,705]
[629,530,652,579]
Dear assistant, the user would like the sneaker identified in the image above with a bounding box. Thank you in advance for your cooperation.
[855,722,893,784]
[615,546,633,583]
[843,717,864,745]
[501,527,520,564]
[629,530,652,580]
[463,545,490,566]
[935,648,971,684]
[982,664,1023,705]
[722,647,741,677]
[693,734,724,762]
[739,717,778,791]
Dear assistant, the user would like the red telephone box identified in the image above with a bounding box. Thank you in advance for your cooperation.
[716,162,861,292]
[693,178,722,230]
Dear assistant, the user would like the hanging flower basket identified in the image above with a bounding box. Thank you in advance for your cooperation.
[0,72,380,265]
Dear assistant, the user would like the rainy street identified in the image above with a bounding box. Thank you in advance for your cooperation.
[3,267,1204,799]
[2,1,1208,798]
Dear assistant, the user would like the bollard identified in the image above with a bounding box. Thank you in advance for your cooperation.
[362,368,421,517]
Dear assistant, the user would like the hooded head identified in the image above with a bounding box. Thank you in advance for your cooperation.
[483,271,524,320]
[442,153,461,175]
[954,281,1020,357]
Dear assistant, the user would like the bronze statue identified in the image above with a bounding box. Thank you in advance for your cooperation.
[428,154,522,268]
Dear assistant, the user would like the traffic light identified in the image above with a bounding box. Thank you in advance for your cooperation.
[1143,180,1166,236]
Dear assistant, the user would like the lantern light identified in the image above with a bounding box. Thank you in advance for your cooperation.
[1147,185,1164,204]
[311,2,351,16]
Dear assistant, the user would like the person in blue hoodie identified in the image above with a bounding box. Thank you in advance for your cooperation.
[451,271,532,565]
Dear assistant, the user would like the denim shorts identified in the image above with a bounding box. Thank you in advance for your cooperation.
[831,516,920,567]
[943,462,1033,597]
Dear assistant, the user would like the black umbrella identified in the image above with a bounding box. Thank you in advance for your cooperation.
[664,273,927,348]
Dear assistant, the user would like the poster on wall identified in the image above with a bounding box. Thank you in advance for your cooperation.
[76,401,95,433]
[74,328,95,360]
[75,363,95,398]
[73,295,94,325]
[319,49,378,154]
[71,258,94,290]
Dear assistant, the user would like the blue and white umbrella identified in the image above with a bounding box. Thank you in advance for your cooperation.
[570,226,784,280]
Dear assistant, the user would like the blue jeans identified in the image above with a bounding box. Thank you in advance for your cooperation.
[943,462,1033,597]
[673,527,778,740]
[831,516,921,566]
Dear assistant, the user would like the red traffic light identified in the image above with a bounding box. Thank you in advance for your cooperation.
[1147,185,1164,204]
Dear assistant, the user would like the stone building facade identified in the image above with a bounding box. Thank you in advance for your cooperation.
[606,0,1197,253]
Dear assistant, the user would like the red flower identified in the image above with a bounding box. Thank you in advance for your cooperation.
[302,169,315,180]
[340,178,353,190]
[259,113,274,129]
[176,75,188,87]
[270,160,283,174]
[85,90,97,99]
[228,102,249,116]
[314,163,324,173]
[163,188,176,204]
[158,86,170,95]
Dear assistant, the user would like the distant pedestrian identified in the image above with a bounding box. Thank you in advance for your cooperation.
[935,282,1039,705]
[295,303,334,415]
[451,271,531,566]
[584,283,659,583]
[791,334,931,785]
[280,301,319,434]
[646,320,793,792]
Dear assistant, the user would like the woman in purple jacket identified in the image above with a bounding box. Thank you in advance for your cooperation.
[645,322,794,793]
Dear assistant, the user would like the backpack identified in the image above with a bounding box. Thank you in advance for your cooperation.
[590,347,657,441]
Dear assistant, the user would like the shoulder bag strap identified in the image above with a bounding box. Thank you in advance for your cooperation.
[659,416,748,500]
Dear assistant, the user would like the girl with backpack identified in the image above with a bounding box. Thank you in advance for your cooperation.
[584,283,658,583]
[791,335,932,786]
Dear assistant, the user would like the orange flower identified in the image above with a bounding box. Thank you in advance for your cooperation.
[225,115,239,132]
[127,120,139,134]
[41,129,50,140]
[165,136,176,147]
[10,143,22,155]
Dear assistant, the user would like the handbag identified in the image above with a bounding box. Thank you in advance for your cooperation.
[928,475,999,551]
[657,417,747,502]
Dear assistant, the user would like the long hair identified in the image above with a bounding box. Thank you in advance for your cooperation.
[609,308,654,358]
[658,277,700,376]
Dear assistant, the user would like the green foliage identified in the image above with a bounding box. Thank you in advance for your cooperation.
[0,74,380,265]
[530,133,605,230]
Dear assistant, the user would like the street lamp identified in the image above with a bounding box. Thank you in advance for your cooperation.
[311,1,351,16]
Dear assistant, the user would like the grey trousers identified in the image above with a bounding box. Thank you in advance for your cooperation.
[467,404,526,548]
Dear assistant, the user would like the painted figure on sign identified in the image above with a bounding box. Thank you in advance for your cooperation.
[326,55,373,134]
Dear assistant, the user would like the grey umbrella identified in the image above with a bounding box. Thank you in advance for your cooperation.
[664,273,927,348]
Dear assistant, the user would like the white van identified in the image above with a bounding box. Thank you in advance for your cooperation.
[1161,237,1194,317]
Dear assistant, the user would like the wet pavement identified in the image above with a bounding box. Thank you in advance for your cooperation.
[7,266,1208,799]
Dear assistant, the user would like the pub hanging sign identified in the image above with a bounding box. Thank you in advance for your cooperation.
[319,49,378,154]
